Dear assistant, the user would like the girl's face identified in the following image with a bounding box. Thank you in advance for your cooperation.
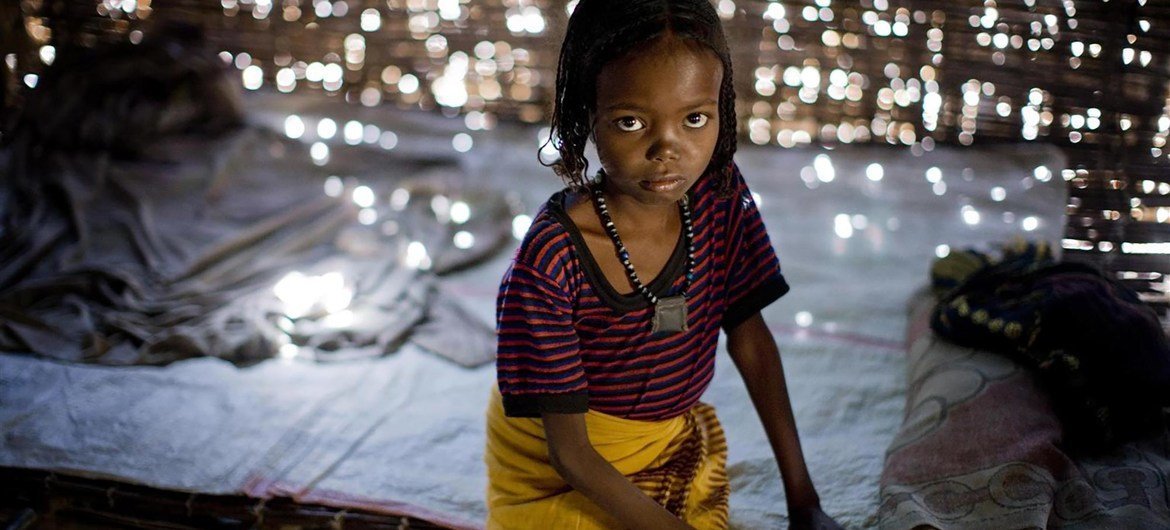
[593,37,722,207]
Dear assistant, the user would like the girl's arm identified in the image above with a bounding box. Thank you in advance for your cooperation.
[725,312,843,530]
[542,411,695,530]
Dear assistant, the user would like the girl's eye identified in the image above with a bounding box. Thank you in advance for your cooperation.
[684,113,709,129]
[614,117,644,132]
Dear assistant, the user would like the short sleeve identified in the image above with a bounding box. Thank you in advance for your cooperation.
[495,260,589,417]
[721,164,790,331]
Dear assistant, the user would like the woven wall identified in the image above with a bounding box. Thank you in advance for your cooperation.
[4,0,1170,308]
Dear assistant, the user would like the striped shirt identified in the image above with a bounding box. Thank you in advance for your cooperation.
[496,163,788,421]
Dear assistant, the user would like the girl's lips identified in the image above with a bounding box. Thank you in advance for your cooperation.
[639,177,685,193]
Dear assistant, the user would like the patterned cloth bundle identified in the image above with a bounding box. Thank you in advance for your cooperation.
[930,240,1170,451]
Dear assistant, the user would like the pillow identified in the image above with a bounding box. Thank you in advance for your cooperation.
[878,290,1072,530]
[879,291,1170,529]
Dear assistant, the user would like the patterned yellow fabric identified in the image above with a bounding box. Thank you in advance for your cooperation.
[484,386,729,529]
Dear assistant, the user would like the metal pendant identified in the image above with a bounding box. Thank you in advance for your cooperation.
[651,296,689,335]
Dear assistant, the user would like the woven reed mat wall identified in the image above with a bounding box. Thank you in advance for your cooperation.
[4,0,1169,311]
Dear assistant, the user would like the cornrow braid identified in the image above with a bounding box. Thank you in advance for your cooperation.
[540,0,738,196]
[711,46,737,195]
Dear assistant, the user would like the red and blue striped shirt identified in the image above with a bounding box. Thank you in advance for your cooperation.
[496,164,788,421]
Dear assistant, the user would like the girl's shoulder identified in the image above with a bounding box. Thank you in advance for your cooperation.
[510,191,580,270]
[556,188,599,237]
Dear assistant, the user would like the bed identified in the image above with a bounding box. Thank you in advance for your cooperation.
[2,86,1117,529]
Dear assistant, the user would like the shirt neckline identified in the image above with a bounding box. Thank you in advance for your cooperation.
[546,190,688,312]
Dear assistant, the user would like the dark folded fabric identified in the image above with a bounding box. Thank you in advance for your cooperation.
[930,240,1170,451]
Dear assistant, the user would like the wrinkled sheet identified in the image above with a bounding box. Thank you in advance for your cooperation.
[0,92,1071,529]
[0,120,504,367]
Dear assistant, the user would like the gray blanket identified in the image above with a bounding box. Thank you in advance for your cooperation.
[0,29,504,367]
[1,125,500,366]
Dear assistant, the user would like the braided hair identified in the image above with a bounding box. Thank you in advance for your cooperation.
[541,0,737,195]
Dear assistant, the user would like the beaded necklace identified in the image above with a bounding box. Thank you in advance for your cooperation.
[591,183,695,335]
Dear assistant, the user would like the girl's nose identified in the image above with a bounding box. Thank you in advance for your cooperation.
[647,130,681,163]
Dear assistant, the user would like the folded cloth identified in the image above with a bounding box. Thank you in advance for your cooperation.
[930,240,1170,451]
[483,386,729,529]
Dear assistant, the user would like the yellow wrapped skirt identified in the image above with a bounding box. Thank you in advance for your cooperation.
[484,387,729,529]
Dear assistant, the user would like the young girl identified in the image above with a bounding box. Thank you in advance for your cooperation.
[485,1,843,528]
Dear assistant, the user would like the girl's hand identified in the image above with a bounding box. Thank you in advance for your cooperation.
[788,505,845,530]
